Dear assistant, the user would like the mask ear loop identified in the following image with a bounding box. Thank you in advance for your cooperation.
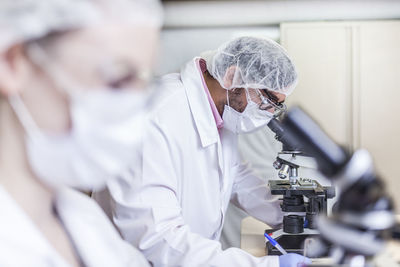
[26,43,79,97]
[227,88,253,112]
[244,88,252,105]
[8,94,43,140]
[226,89,230,108]
[11,44,74,141]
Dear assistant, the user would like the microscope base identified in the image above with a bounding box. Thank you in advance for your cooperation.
[265,228,325,257]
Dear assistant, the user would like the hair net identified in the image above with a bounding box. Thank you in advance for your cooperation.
[0,0,163,52]
[205,36,298,96]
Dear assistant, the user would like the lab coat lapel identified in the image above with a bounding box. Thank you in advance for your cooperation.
[180,57,224,173]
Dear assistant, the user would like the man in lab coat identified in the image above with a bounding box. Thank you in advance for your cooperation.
[96,36,308,266]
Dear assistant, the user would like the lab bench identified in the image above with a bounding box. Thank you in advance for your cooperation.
[240,216,400,266]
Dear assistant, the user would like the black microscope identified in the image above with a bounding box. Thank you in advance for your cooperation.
[271,107,398,266]
[265,117,335,256]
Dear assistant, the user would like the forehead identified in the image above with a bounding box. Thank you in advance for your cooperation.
[45,23,159,69]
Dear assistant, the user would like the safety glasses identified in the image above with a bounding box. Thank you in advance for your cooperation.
[246,88,287,117]
[259,90,286,116]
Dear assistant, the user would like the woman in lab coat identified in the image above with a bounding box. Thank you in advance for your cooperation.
[95,37,310,266]
[0,0,161,266]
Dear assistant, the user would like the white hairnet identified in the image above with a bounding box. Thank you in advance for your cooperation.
[205,36,298,96]
[0,0,163,52]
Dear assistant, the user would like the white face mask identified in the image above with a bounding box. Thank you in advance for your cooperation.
[8,44,150,190]
[222,90,274,134]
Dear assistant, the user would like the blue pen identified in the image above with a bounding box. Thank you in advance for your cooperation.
[264,233,288,255]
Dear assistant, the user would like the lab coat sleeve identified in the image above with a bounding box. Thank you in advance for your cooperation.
[107,119,280,267]
[230,161,284,229]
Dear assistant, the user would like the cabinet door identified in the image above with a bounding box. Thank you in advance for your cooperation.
[281,21,400,212]
[281,23,353,149]
[358,21,400,208]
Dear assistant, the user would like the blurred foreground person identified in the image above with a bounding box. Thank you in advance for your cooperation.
[0,0,161,266]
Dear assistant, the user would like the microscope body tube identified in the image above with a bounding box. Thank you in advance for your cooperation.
[267,118,302,152]
[279,108,348,178]
[280,107,393,215]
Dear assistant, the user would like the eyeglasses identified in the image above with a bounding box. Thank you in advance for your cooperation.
[259,89,287,116]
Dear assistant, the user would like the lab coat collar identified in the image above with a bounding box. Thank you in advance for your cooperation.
[180,57,220,148]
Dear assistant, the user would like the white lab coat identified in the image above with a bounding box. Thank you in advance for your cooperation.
[0,185,149,267]
[220,126,282,249]
[96,57,283,267]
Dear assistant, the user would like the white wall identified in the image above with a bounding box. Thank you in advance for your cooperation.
[163,0,400,28]
[157,0,400,75]
[155,26,279,75]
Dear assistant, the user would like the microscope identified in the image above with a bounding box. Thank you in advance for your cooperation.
[274,107,398,266]
[265,117,335,256]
